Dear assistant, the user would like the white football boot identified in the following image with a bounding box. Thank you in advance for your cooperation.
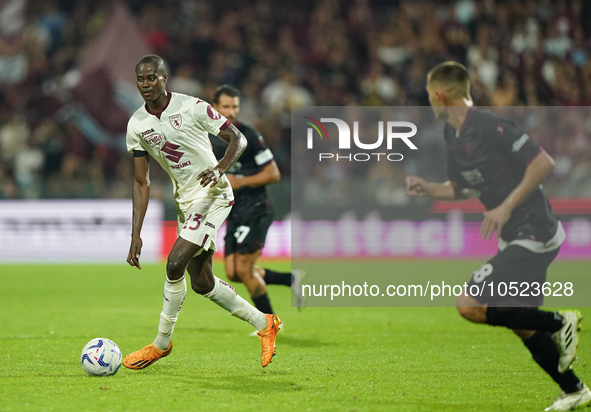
[291,269,307,311]
[551,310,583,373]
[545,384,591,411]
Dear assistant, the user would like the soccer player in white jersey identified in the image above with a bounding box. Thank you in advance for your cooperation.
[122,54,281,369]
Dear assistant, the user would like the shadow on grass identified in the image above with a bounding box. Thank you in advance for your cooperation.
[175,372,306,394]
[276,334,332,348]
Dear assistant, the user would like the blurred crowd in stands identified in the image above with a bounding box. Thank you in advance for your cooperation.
[295,106,591,210]
[1,0,591,206]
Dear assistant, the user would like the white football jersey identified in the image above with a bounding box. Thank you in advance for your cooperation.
[126,92,234,213]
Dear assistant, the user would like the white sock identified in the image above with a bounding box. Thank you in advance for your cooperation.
[154,276,187,350]
[204,277,268,331]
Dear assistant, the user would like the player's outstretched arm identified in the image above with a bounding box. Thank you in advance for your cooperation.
[128,155,150,270]
[500,149,555,212]
[199,123,247,187]
[481,149,555,239]
[406,175,471,200]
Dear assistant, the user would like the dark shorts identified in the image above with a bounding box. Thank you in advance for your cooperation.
[468,244,560,307]
[224,208,274,256]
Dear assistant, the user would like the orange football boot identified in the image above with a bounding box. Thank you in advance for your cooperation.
[258,314,281,367]
[123,342,172,369]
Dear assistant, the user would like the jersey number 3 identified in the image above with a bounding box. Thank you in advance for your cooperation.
[182,213,203,231]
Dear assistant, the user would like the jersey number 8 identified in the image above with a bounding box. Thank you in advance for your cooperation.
[473,263,493,283]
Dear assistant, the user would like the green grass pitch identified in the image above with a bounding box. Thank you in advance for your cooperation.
[0,261,589,412]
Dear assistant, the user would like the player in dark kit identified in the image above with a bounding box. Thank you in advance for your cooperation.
[406,62,589,411]
[209,85,305,316]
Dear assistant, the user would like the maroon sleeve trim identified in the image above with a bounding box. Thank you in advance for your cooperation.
[219,119,231,131]
[229,199,235,206]
[526,147,543,165]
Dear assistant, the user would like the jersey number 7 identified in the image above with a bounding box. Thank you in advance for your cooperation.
[234,225,250,243]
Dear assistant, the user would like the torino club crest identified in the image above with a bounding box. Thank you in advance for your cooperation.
[169,114,182,130]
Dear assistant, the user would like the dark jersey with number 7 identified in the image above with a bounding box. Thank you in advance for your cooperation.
[444,108,559,244]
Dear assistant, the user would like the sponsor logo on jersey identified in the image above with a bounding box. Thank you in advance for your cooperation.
[460,168,484,186]
[207,105,222,120]
[144,133,163,147]
[161,141,184,163]
[205,221,216,229]
[169,114,182,130]
[171,160,191,169]
[141,128,155,137]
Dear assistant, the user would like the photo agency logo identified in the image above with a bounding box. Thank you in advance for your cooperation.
[303,116,418,162]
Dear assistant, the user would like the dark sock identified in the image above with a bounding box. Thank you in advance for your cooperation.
[486,307,563,332]
[263,269,292,286]
[252,293,273,314]
[524,331,583,393]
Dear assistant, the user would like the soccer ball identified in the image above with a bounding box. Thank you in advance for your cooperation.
[80,338,122,376]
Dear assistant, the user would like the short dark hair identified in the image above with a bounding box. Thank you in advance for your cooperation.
[135,54,167,75]
[427,61,470,99]
[213,84,241,104]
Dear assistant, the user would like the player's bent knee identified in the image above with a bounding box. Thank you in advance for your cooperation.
[456,306,487,323]
[456,305,475,320]
[455,295,486,323]
[226,270,240,283]
[166,258,186,281]
[234,268,255,283]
